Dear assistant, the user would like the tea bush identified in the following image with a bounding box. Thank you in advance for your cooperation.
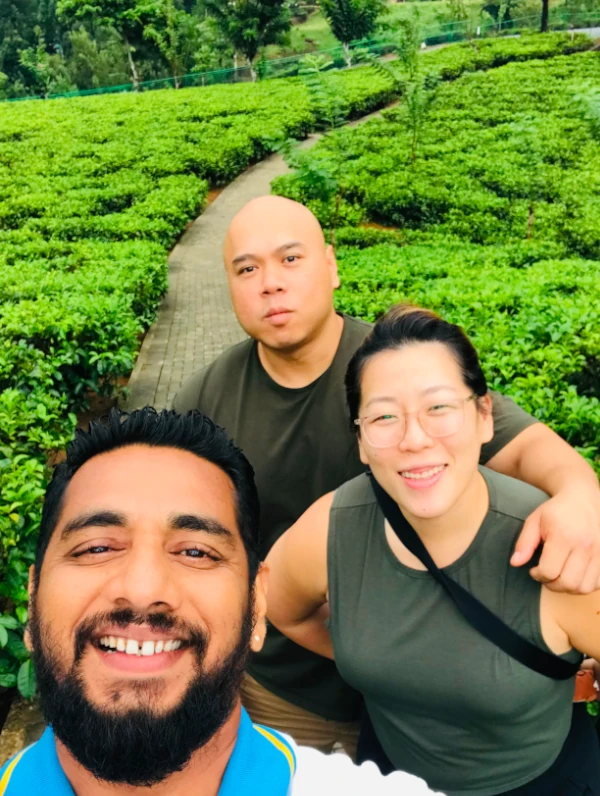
[1,32,597,695]
[0,65,398,693]
[274,38,600,475]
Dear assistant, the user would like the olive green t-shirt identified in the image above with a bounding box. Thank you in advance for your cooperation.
[173,314,538,720]
[327,468,582,795]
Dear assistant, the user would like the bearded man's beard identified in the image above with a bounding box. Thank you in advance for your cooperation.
[28,602,253,787]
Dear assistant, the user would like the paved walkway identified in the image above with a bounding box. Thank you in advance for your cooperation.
[121,23,600,413]
[121,141,318,411]
[122,107,387,412]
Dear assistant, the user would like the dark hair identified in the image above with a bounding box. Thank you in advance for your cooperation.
[35,407,260,584]
[345,304,488,426]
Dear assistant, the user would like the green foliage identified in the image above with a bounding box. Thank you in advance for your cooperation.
[17,660,36,699]
[442,0,469,23]
[143,0,193,86]
[576,83,600,141]
[18,26,72,97]
[276,35,600,476]
[333,240,600,470]
[204,0,291,76]
[0,61,399,696]
[0,0,41,95]
[64,25,131,90]
[57,0,156,35]
[390,14,439,164]
[278,52,394,239]
[57,0,170,86]
[417,30,592,81]
[298,53,347,128]
[191,17,235,73]
[319,0,387,65]
[0,0,235,97]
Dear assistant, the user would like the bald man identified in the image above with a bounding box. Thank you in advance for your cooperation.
[174,196,600,757]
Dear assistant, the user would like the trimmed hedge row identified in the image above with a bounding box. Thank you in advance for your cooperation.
[0,65,398,692]
[1,32,596,694]
[273,36,600,474]
[334,239,600,461]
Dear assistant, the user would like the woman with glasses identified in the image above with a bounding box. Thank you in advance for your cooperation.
[266,304,600,796]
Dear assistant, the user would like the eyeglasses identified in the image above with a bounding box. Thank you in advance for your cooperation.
[354,394,477,449]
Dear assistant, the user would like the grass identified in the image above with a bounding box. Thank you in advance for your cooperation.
[267,0,569,59]
[267,1,458,56]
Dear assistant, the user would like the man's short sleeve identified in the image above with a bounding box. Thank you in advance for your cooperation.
[172,369,207,413]
[480,391,539,465]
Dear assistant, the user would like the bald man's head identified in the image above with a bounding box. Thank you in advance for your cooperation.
[224,196,326,262]
[223,196,340,353]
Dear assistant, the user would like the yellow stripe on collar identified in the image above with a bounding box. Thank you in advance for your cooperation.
[0,748,30,796]
[253,725,296,776]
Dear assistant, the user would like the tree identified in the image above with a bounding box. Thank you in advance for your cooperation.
[18,25,73,97]
[143,0,192,86]
[37,0,61,47]
[65,24,130,89]
[365,14,437,164]
[204,0,291,81]
[540,0,549,30]
[277,54,349,242]
[0,0,39,91]
[192,18,234,74]
[18,26,55,96]
[57,0,165,88]
[318,0,387,68]
[481,0,522,31]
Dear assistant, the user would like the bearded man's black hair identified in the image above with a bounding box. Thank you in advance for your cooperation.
[34,407,260,586]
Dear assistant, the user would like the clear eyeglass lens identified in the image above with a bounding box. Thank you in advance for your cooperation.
[363,401,466,448]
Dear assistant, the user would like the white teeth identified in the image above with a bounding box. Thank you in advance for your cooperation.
[401,465,445,480]
[141,641,155,657]
[99,636,183,656]
[125,639,140,656]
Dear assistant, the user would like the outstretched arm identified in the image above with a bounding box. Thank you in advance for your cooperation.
[487,422,600,594]
[265,492,334,659]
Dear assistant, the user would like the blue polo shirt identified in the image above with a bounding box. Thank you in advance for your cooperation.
[0,708,296,795]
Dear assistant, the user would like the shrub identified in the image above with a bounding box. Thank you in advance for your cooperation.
[0,61,399,694]
[276,38,600,475]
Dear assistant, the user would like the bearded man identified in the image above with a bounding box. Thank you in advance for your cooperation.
[0,407,440,796]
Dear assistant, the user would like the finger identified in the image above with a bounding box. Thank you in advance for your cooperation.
[536,545,590,593]
[529,537,571,584]
[511,514,542,567]
[576,557,600,595]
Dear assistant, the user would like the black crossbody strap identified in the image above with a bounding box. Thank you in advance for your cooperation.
[369,474,579,681]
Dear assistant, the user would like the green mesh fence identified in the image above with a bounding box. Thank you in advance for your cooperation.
[4,9,600,103]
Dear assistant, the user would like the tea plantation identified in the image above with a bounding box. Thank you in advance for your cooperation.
[274,37,600,476]
[0,33,598,693]
[0,64,397,692]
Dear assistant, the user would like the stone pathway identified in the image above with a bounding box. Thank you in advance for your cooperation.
[1,110,392,767]
[121,106,389,412]
[121,25,600,413]
[3,27,600,764]
[121,139,319,411]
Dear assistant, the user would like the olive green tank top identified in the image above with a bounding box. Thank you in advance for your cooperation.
[327,468,582,796]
